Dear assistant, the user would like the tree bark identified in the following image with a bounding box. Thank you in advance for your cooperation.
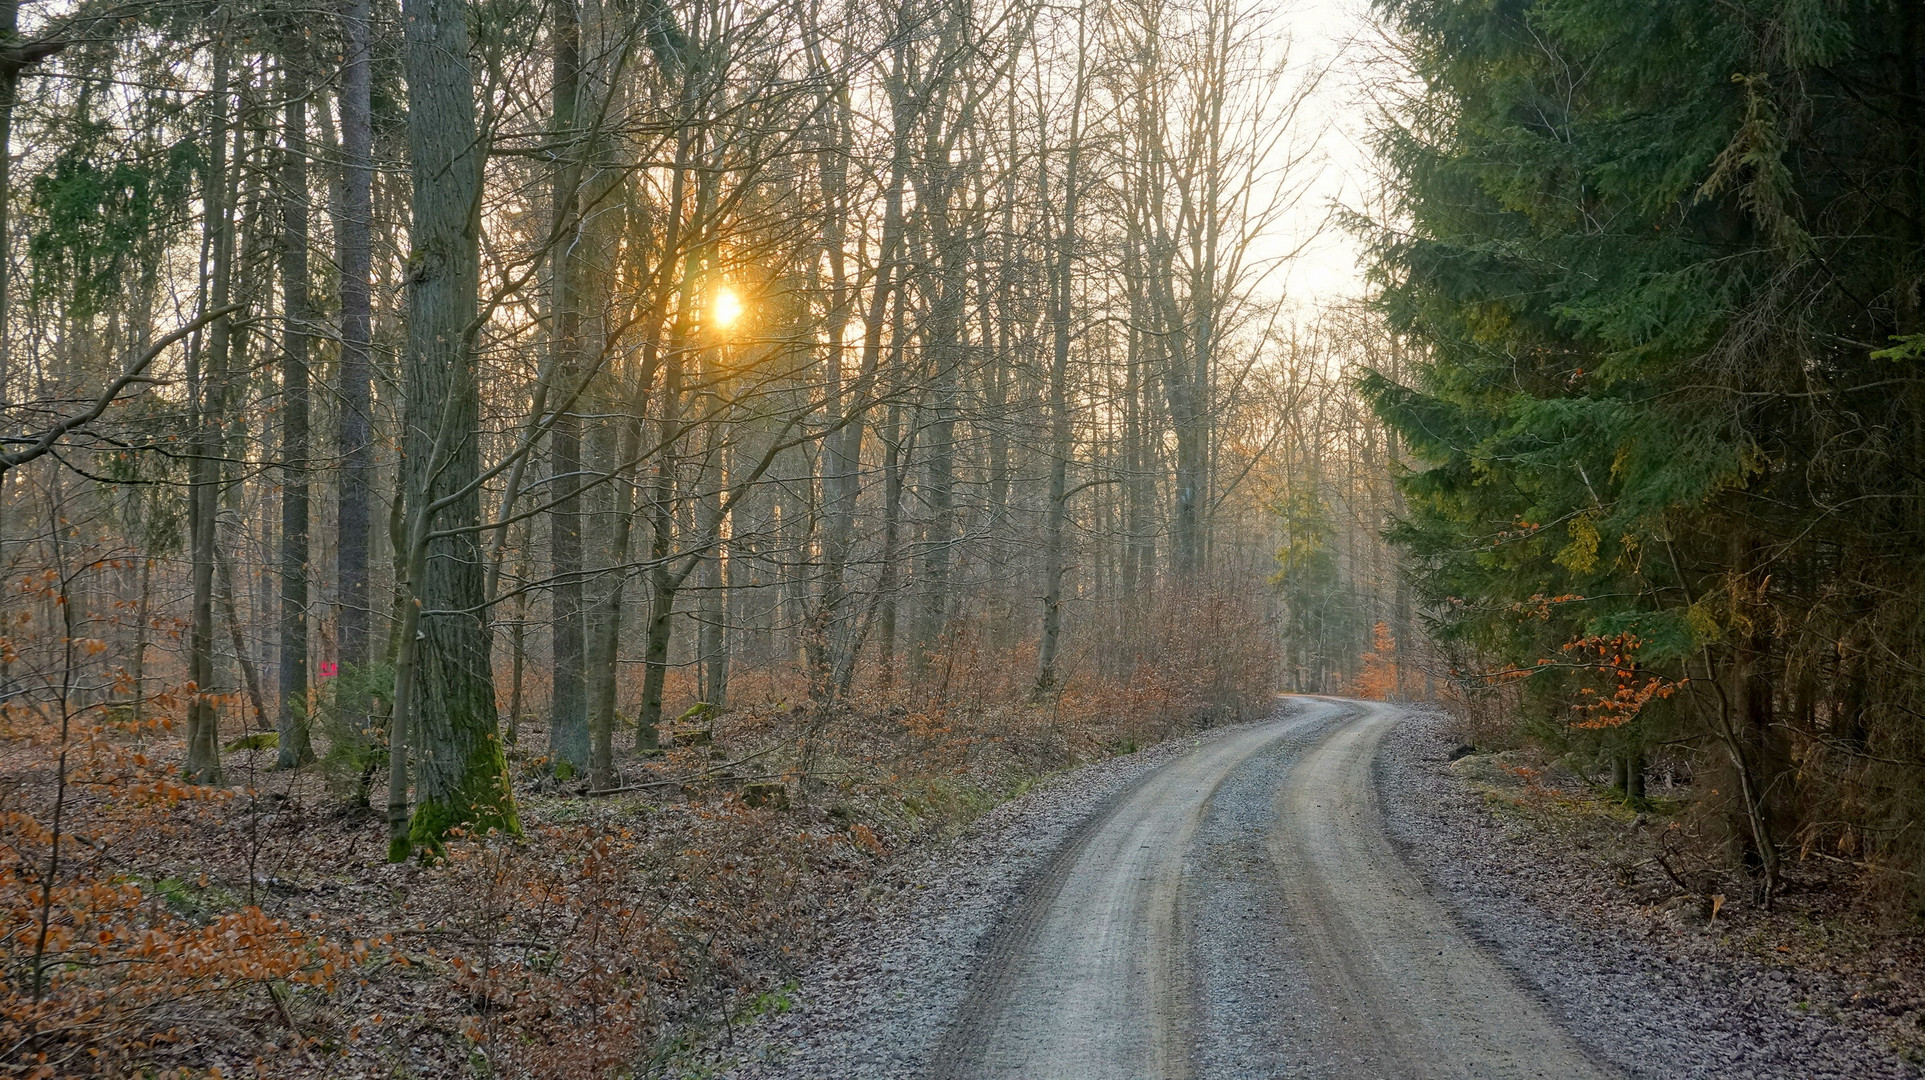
[216,535,270,731]
[392,0,517,857]
[700,447,729,709]
[636,347,681,752]
[335,0,375,703]
[185,37,237,786]
[1035,5,1088,692]
[277,46,315,767]
[547,0,589,774]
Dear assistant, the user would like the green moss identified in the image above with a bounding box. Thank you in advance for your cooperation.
[408,733,521,858]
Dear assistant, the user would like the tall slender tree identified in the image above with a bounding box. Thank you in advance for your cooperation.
[276,35,315,767]
[334,0,376,720]
[389,0,517,856]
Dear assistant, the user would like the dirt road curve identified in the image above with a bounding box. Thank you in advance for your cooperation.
[928,697,1617,1080]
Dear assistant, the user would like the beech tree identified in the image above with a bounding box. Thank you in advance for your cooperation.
[387,0,517,856]
[0,0,1361,854]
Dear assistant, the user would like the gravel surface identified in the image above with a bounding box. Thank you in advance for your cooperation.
[710,720,1263,1079]
[711,701,1923,1079]
[1379,707,1924,1080]
[1185,714,1352,1078]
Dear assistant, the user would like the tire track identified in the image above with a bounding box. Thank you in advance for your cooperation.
[931,697,1620,1080]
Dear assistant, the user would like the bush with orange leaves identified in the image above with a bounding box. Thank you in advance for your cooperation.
[1558,632,1683,730]
[1,694,347,1078]
[1345,622,1402,701]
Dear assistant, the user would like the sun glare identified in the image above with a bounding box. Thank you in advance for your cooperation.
[713,287,743,328]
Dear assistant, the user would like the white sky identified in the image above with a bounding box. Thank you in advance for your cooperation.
[1266,0,1383,309]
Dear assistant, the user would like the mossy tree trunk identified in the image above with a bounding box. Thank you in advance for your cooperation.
[393,0,517,858]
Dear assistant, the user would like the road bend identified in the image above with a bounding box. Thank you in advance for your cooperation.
[928,697,1616,1080]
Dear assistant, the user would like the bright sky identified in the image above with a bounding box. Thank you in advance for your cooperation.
[1267,0,1383,309]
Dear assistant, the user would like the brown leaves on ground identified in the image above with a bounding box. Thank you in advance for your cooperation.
[3,592,1275,1078]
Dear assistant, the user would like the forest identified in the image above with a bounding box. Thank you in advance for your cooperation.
[1367,0,1925,904]
[0,0,1920,1072]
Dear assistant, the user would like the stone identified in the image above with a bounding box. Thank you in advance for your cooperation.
[744,782,790,811]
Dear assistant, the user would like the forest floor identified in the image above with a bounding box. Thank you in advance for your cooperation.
[1382,708,1925,1079]
[3,669,1222,1080]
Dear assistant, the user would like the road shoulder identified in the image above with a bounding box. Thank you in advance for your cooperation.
[706,720,1261,1079]
[1378,707,1925,1080]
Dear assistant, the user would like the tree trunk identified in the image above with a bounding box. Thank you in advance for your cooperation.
[547,0,589,774]
[216,538,270,731]
[393,0,517,856]
[184,38,236,786]
[812,66,911,698]
[335,0,375,705]
[1035,10,1087,692]
[700,449,729,709]
[636,345,682,751]
[875,401,905,691]
[129,551,153,728]
[588,394,643,790]
[277,48,314,767]
[508,579,526,746]
[637,570,675,753]
[911,215,963,678]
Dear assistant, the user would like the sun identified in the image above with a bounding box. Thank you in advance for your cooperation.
[712,286,743,329]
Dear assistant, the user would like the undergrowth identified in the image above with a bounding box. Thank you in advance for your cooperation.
[2,596,1274,1078]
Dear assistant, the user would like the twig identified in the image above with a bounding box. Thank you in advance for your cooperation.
[1801,848,1923,879]
[584,745,783,797]
[266,981,303,1039]
[1648,845,1692,892]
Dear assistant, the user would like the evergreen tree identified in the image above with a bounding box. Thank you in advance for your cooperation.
[1366,0,1925,897]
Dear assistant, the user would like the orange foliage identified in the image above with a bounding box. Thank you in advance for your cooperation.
[1346,622,1402,701]
[1,699,347,1078]
[1559,632,1683,729]
[425,807,874,1079]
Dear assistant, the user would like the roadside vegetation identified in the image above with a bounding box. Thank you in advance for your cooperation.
[1364,0,1925,916]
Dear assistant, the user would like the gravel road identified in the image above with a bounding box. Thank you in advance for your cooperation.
[718,697,1618,1078]
[717,696,1920,1078]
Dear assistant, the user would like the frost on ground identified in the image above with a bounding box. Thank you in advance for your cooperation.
[710,702,1925,1080]
[706,725,1234,1079]
[1379,708,1925,1080]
